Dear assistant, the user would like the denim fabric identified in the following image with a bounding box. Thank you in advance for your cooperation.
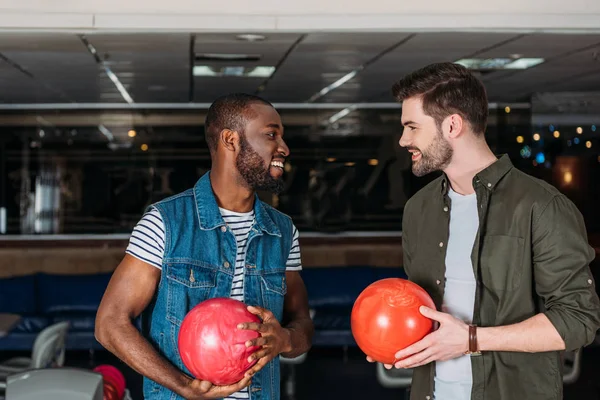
[142,172,293,400]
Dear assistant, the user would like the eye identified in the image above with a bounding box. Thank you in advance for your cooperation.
[409,126,417,131]
[266,132,276,138]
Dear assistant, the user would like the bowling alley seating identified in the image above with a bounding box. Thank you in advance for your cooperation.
[0,272,113,351]
[278,266,407,398]
[0,321,70,392]
[300,266,408,348]
[376,362,413,399]
[0,266,402,352]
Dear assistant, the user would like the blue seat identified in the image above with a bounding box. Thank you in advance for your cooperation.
[0,267,407,351]
[300,266,407,347]
[0,273,114,351]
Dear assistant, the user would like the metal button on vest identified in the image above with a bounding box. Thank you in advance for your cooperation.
[221,226,226,232]
[223,261,230,268]
[439,242,444,247]
[487,183,492,188]
[443,206,448,212]
[436,279,441,285]
[588,279,593,284]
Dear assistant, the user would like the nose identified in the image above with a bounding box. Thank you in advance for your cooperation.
[278,139,290,158]
[399,130,410,148]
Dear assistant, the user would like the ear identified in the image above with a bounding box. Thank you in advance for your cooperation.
[219,129,239,152]
[446,114,464,139]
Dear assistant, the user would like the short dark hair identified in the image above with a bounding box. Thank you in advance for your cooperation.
[204,93,273,152]
[391,62,488,135]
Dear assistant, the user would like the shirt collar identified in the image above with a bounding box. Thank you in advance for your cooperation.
[441,154,513,195]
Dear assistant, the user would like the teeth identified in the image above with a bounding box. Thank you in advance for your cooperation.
[271,161,284,168]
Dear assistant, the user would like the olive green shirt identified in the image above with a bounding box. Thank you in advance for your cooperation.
[402,154,600,400]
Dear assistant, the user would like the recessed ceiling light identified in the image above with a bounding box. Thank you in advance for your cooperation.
[236,34,266,42]
[503,58,545,69]
[193,66,275,78]
[195,53,261,61]
[455,57,544,70]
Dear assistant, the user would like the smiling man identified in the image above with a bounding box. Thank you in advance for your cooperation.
[367,63,600,400]
[95,93,314,400]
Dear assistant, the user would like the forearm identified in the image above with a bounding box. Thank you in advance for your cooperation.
[96,317,191,396]
[280,316,314,358]
[478,313,565,353]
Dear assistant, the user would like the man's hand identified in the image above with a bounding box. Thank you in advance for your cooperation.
[182,376,252,400]
[237,305,292,378]
[366,306,469,369]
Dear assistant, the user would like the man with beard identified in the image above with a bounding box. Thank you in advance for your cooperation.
[368,63,600,400]
[95,93,313,400]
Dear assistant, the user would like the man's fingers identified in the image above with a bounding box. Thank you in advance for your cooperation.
[248,348,270,363]
[232,375,252,390]
[237,322,268,333]
[212,376,252,397]
[410,355,436,368]
[395,333,434,360]
[395,348,434,369]
[247,305,275,321]
[197,380,213,393]
[246,336,269,348]
[245,355,272,377]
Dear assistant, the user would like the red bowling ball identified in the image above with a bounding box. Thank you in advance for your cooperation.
[178,297,261,385]
[351,278,436,364]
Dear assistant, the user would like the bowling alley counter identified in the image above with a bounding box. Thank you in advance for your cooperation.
[0,232,599,278]
[0,232,410,277]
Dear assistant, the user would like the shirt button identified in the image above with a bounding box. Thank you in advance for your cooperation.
[436,279,441,285]
[439,242,444,247]
[223,261,230,268]
[487,183,492,188]
[443,206,449,212]
[221,226,227,232]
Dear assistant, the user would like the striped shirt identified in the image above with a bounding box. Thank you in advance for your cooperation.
[126,206,302,399]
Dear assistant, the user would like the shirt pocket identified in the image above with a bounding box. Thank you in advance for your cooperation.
[259,269,287,323]
[480,235,525,292]
[165,261,217,325]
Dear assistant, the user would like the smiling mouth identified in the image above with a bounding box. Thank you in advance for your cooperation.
[270,160,284,170]
[409,150,422,161]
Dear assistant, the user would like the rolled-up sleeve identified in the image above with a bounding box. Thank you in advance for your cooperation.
[533,194,600,351]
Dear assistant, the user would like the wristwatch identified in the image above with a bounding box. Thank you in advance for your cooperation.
[465,324,482,356]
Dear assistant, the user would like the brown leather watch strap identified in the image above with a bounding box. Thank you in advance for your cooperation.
[469,325,478,352]
[466,324,482,356]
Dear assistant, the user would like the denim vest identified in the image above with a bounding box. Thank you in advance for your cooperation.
[141,172,293,400]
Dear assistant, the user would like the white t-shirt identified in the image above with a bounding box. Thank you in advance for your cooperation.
[434,188,479,400]
[126,206,302,399]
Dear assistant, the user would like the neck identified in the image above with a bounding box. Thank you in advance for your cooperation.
[443,138,497,195]
[209,165,255,213]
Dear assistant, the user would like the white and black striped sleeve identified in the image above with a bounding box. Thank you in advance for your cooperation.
[285,224,302,271]
[125,207,166,269]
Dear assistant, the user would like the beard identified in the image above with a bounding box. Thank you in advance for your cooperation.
[235,134,284,194]
[410,128,453,177]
